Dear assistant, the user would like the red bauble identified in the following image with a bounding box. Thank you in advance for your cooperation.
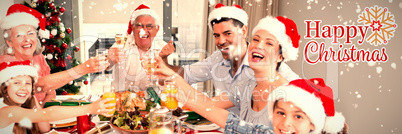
[45,21,51,26]
[49,34,54,39]
[66,28,72,34]
[67,55,72,60]
[62,90,68,95]
[60,7,65,13]
[49,3,55,9]
[75,46,80,52]
[83,81,88,85]
[62,43,68,49]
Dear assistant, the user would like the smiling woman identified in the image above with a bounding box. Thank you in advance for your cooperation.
[0,4,109,108]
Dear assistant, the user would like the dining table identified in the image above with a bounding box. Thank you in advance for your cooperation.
[44,95,224,134]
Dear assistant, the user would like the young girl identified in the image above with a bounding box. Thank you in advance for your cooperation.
[0,60,115,133]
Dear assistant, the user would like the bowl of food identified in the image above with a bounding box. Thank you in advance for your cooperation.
[110,110,150,134]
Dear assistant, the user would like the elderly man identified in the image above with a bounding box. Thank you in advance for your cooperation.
[163,3,300,116]
[107,4,175,91]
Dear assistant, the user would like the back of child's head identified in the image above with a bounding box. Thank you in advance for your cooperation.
[268,78,346,134]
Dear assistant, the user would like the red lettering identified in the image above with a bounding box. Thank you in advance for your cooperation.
[304,40,320,64]
[332,25,345,44]
[357,26,369,44]
[305,20,321,38]
[345,26,357,44]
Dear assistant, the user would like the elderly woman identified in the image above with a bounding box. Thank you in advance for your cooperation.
[0,4,109,107]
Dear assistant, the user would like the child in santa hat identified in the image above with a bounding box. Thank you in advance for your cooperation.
[0,60,115,133]
[223,78,347,134]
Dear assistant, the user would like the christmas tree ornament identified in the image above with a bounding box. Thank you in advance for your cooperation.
[67,55,72,60]
[51,29,57,36]
[68,81,73,85]
[60,7,65,13]
[49,3,55,9]
[62,90,68,95]
[60,26,65,32]
[49,34,53,39]
[41,39,46,43]
[31,2,37,8]
[62,43,68,49]
[83,81,88,85]
[66,28,72,34]
[46,53,53,60]
[75,46,80,52]
[60,32,65,38]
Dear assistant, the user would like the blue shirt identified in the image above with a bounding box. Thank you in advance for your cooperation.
[225,112,274,134]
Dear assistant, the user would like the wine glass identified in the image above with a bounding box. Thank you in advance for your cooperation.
[114,34,128,64]
[96,48,110,81]
[140,49,161,86]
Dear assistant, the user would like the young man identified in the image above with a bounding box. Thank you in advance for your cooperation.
[163,4,300,115]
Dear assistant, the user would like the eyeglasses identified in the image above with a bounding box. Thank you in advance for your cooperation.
[134,23,156,30]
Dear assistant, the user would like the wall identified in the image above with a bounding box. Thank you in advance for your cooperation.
[278,0,402,133]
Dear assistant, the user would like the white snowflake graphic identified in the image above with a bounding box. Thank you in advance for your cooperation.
[357,5,397,46]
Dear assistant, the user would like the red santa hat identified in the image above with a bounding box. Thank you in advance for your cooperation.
[207,3,248,30]
[0,4,49,39]
[127,4,160,35]
[0,60,38,85]
[267,78,345,134]
[252,16,300,62]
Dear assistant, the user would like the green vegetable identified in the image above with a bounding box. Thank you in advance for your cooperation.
[113,117,125,127]
[98,114,111,121]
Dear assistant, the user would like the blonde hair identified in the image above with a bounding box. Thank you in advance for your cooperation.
[1,27,44,56]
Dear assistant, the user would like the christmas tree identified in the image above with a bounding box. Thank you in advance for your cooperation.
[23,0,88,95]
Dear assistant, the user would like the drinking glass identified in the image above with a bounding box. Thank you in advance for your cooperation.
[102,85,116,115]
[140,49,160,86]
[160,80,178,110]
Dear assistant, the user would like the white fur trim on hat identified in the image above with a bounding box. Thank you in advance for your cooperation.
[323,112,346,133]
[130,9,160,26]
[208,6,248,30]
[0,65,38,84]
[268,85,326,134]
[252,16,298,62]
[1,12,39,30]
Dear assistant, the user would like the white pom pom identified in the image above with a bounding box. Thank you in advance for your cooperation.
[323,112,345,133]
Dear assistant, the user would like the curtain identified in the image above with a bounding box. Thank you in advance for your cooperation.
[203,0,278,96]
